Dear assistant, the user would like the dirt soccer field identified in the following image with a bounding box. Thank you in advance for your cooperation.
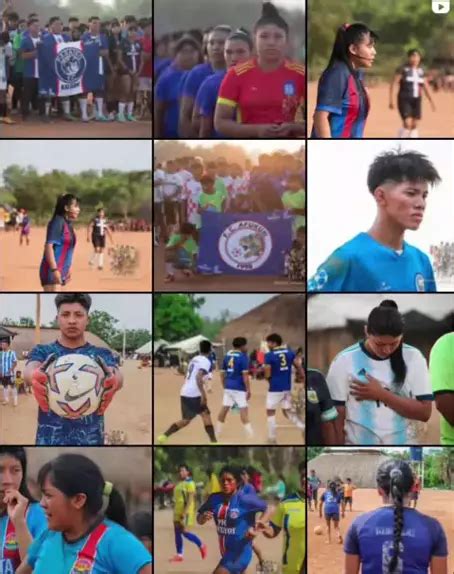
[154,368,303,445]
[155,508,283,573]
[307,82,454,138]
[0,119,151,139]
[0,228,152,292]
[154,245,304,292]
[0,359,152,444]
[308,487,454,573]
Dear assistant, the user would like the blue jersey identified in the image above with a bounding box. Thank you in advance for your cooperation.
[222,350,249,391]
[27,341,118,446]
[320,490,342,515]
[195,70,226,137]
[81,32,109,88]
[240,483,256,496]
[0,350,17,376]
[155,64,188,137]
[120,38,142,73]
[0,502,47,574]
[198,491,267,567]
[181,62,214,100]
[39,215,76,287]
[308,233,436,293]
[27,519,152,574]
[21,35,40,79]
[209,350,217,372]
[344,507,448,574]
[265,347,296,392]
[311,61,369,138]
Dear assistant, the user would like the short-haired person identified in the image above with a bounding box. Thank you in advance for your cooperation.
[0,338,18,406]
[24,294,123,446]
[308,149,441,292]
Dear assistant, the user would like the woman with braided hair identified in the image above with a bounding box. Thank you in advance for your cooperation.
[343,459,448,574]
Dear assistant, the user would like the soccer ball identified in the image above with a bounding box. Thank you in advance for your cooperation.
[45,354,106,418]
[314,525,323,535]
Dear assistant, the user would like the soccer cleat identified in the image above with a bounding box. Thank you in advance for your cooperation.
[126,114,137,122]
[64,114,77,122]
[117,113,127,123]
[200,544,207,559]
[157,434,168,444]
[169,555,184,563]
[96,114,111,122]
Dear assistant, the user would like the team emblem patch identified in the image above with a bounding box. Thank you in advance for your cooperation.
[307,390,319,404]
[229,509,240,519]
[283,81,296,96]
[415,273,425,292]
[309,269,328,291]
[71,557,93,573]
[5,532,18,550]
[55,46,87,84]
[218,220,273,271]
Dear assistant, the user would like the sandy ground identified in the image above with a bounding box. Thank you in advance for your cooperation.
[0,227,152,292]
[308,487,454,573]
[307,82,454,138]
[0,359,152,444]
[154,368,304,445]
[0,118,151,139]
[154,244,304,293]
[154,508,283,574]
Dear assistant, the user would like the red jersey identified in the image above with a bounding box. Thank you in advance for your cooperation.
[217,58,305,124]
[140,35,152,78]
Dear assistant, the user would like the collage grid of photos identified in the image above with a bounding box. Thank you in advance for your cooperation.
[0,0,453,573]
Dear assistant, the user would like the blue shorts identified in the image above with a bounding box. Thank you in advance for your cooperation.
[36,415,104,446]
[218,546,252,574]
[325,512,339,521]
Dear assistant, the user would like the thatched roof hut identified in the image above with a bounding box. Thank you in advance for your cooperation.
[308,449,390,488]
[219,294,305,353]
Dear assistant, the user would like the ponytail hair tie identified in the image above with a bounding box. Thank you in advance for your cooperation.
[342,23,350,31]
[103,481,113,497]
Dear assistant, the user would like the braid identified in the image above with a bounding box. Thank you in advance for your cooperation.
[389,469,404,573]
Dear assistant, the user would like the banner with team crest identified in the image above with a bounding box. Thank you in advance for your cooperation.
[38,41,101,97]
[197,211,293,276]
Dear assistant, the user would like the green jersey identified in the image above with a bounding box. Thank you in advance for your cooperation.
[429,333,454,445]
[199,189,225,212]
[166,234,198,255]
[282,189,305,232]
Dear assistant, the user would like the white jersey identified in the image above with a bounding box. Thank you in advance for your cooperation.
[326,342,432,445]
[178,169,193,187]
[180,355,211,398]
[162,173,183,200]
[185,179,202,227]
[153,169,166,202]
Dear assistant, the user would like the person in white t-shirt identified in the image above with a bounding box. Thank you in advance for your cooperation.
[157,340,217,444]
[162,160,183,236]
[183,163,203,229]
[327,299,432,445]
[153,164,166,245]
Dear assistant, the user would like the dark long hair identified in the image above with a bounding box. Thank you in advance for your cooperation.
[0,447,35,503]
[254,2,289,35]
[376,459,414,573]
[326,23,378,73]
[366,300,406,384]
[52,193,79,218]
[38,454,128,528]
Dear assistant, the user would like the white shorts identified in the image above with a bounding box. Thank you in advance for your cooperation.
[266,391,292,410]
[138,77,152,92]
[223,389,248,409]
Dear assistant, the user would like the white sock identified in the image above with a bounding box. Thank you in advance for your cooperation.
[2,386,8,402]
[118,102,126,115]
[79,99,88,120]
[127,101,134,115]
[165,262,174,275]
[90,251,96,264]
[243,422,254,438]
[287,412,304,430]
[216,421,224,437]
[98,253,104,268]
[45,101,51,116]
[410,129,418,138]
[12,387,18,406]
[62,100,70,115]
[96,97,104,116]
[267,416,276,440]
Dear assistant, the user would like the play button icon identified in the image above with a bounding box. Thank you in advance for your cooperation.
[432,0,450,13]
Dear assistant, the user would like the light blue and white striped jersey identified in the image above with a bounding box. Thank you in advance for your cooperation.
[326,342,433,445]
[0,350,17,376]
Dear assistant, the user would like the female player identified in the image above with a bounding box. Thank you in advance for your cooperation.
[154,36,202,137]
[196,29,253,137]
[327,299,433,445]
[87,208,114,270]
[39,194,80,292]
[197,465,272,574]
[344,459,448,573]
[169,464,207,563]
[0,447,47,573]
[319,481,343,544]
[214,3,305,138]
[389,49,436,138]
[19,209,31,246]
[117,25,143,122]
[312,23,378,138]
[16,453,152,573]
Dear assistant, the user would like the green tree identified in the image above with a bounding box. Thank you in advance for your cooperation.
[201,309,235,341]
[110,329,151,353]
[87,310,119,346]
[154,295,203,342]
[19,317,35,328]
[307,447,325,461]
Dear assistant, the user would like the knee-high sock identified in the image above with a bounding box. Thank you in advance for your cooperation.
[182,531,202,548]
[174,525,183,555]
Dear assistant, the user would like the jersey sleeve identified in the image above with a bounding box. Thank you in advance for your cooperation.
[96,348,119,368]
[429,335,454,394]
[198,493,216,514]
[343,521,360,554]
[26,529,48,567]
[240,492,267,513]
[181,67,202,99]
[316,66,348,115]
[155,71,170,102]
[307,250,350,292]
[26,344,50,364]
[264,352,274,367]
[105,528,152,573]
[101,34,109,50]
[326,354,349,404]
[196,78,217,117]
[312,371,338,422]
[405,349,433,400]
[186,480,196,495]
[221,355,228,371]
[27,503,48,538]
[45,218,64,245]
[430,518,448,556]
[241,354,249,371]
[166,234,181,248]
[217,67,241,108]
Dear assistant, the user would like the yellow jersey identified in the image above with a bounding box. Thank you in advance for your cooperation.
[173,478,196,526]
[343,484,355,497]
[271,493,305,574]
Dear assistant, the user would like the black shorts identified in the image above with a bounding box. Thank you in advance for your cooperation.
[398,95,422,120]
[311,488,318,501]
[154,203,165,228]
[92,235,106,249]
[180,396,210,420]
[344,496,352,504]
[164,200,179,226]
[1,376,14,387]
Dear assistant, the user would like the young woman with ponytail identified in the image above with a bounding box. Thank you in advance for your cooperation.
[344,459,448,573]
[16,453,152,574]
[311,23,377,138]
[326,299,433,445]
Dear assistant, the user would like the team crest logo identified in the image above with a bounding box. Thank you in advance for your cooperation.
[5,532,18,550]
[71,558,93,573]
[55,47,86,84]
[229,509,240,519]
[283,81,296,96]
[308,269,328,291]
[415,273,425,292]
[218,220,272,271]
[307,390,319,404]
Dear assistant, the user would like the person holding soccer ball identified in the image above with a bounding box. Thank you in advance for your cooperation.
[23,293,123,446]
[0,447,47,574]
[16,453,152,574]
